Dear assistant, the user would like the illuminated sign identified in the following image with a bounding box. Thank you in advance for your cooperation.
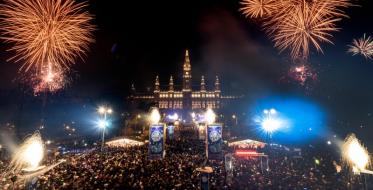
[167,125,174,140]
[235,150,265,157]
[149,124,165,159]
[206,124,223,160]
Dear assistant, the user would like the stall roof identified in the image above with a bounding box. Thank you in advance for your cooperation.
[106,137,144,147]
[228,139,266,149]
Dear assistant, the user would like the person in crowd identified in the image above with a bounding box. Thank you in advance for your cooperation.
[0,135,364,190]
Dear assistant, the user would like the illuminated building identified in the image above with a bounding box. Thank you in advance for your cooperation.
[129,50,241,113]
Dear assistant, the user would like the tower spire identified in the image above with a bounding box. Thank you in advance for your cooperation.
[201,76,206,91]
[185,50,190,64]
[215,76,220,92]
[169,75,174,91]
[130,83,136,97]
[154,75,160,93]
[182,50,192,91]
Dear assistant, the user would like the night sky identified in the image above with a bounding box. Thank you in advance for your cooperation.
[1,0,373,146]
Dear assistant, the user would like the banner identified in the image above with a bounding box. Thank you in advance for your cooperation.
[149,124,165,159]
[225,153,234,172]
[225,153,234,185]
[167,125,174,140]
[206,124,223,160]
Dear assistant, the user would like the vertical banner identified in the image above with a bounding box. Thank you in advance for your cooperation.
[206,124,223,160]
[225,153,234,185]
[149,124,165,159]
[225,153,234,172]
[167,125,174,140]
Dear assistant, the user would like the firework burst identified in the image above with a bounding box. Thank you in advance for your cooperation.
[270,2,341,59]
[3,132,67,185]
[32,64,67,95]
[8,132,45,173]
[342,134,370,172]
[240,0,353,60]
[287,64,317,86]
[240,0,281,19]
[0,0,94,72]
[348,34,373,59]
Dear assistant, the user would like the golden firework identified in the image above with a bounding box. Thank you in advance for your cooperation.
[32,64,66,94]
[240,0,353,60]
[0,0,95,72]
[269,2,341,59]
[239,0,281,19]
[342,134,370,172]
[348,34,373,59]
[9,132,45,172]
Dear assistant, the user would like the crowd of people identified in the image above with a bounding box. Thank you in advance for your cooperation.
[0,132,368,189]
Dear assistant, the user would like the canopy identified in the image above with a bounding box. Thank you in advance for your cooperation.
[228,139,266,149]
[196,166,213,173]
[106,137,144,147]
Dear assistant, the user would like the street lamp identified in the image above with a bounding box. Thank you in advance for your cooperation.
[191,112,196,119]
[205,108,216,125]
[149,108,161,124]
[97,106,113,151]
[270,108,276,115]
[201,108,216,142]
[262,118,281,133]
[232,114,238,126]
[167,113,179,121]
[262,108,280,141]
[148,108,165,159]
[98,107,106,114]
[98,119,108,128]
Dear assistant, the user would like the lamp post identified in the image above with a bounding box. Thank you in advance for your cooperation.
[149,108,165,159]
[149,108,161,125]
[98,106,112,151]
[200,108,220,190]
[205,108,216,125]
[232,114,237,126]
[262,108,278,141]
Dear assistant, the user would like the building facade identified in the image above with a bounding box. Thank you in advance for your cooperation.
[129,50,240,113]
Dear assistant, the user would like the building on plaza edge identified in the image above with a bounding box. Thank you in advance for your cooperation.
[128,50,242,116]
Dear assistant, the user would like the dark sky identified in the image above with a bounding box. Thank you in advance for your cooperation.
[1,0,373,145]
